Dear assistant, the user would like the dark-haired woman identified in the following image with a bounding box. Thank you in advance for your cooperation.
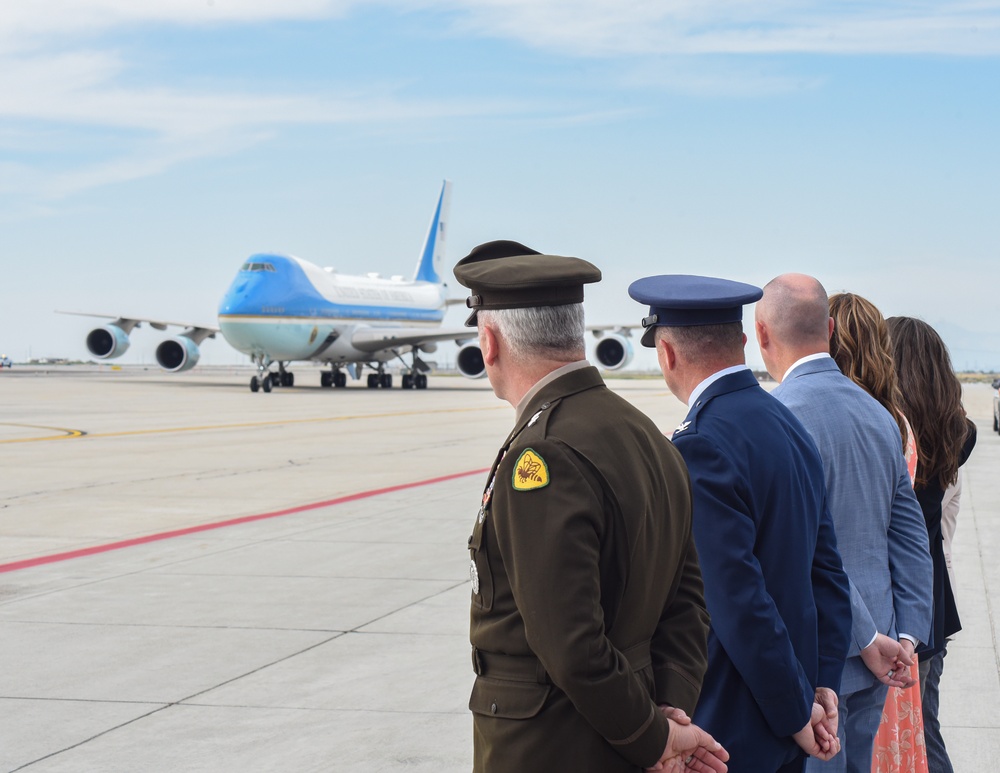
[887,316,977,773]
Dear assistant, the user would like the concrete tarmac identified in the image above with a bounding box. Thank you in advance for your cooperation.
[0,367,997,771]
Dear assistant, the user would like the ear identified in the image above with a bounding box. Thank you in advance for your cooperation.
[827,316,835,341]
[657,337,677,371]
[755,319,769,349]
[480,324,500,367]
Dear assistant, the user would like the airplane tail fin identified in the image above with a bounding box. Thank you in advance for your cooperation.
[413,180,452,284]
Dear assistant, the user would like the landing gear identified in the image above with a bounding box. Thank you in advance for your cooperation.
[249,355,285,393]
[401,373,427,390]
[366,368,393,389]
[321,370,347,388]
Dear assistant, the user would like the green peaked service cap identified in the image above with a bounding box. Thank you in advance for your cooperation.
[453,240,601,327]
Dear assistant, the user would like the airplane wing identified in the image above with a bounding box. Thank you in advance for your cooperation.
[350,327,478,353]
[57,310,219,334]
[350,324,639,354]
[587,324,638,336]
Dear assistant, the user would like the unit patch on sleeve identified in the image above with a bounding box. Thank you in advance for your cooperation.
[512,448,550,491]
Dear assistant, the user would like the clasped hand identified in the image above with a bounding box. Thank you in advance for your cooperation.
[645,707,729,773]
[792,689,840,762]
[861,633,917,688]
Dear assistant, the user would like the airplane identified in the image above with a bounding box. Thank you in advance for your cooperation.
[62,181,636,392]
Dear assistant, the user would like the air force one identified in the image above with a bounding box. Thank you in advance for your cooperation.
[64,181,636,392]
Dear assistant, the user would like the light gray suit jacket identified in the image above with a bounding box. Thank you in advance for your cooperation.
[772,356,933,694]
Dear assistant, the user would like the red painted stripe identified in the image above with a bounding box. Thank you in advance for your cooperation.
[0,467,490,575]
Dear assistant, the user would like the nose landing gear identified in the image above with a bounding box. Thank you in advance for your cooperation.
[249,357,292,393]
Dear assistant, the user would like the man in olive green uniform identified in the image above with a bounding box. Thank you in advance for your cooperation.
[454,241,727,773]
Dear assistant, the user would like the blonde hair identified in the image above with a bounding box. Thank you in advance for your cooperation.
[828,292,908,450]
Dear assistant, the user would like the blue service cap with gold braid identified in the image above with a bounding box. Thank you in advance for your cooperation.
[628,274,763,348]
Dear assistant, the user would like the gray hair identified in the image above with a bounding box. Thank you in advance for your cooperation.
[478,304,585,362]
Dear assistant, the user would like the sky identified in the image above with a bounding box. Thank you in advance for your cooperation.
[2,0,999,372]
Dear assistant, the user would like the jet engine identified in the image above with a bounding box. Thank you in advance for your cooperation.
[86,325,131,359]
[592,333,633,371]
[456,343,486,379]
[155,336,201,373]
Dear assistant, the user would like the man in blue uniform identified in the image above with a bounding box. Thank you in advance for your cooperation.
[629,274,853,773]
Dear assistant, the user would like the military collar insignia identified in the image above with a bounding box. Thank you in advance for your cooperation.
[673,420,691,436]
[512,448,550,491]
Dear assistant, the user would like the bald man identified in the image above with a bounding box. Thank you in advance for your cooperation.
[755,274,932,773]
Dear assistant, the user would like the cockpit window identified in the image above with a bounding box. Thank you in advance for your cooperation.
[241,262,276,272]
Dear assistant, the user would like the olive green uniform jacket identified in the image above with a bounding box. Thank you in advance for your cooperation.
[468,365,709,772]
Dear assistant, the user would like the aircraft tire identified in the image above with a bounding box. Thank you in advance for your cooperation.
[250,376,260,393]
[282,372,294,387]
[416,374,428,390]
[367,374,378,388]
[402,374,413,389]
[380,374,392,389]
[335,372,347,388]
[262,377,272,393]
[321,372,332,388]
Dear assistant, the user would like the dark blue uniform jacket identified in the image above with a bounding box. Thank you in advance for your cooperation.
[672,369,852,773]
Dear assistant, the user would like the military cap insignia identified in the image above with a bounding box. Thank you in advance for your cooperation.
[512,448,549,491]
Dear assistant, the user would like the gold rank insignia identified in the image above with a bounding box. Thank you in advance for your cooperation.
[512,448,549,491]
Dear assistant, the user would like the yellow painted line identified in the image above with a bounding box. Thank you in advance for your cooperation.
[0,424,87,443]
[0,405,506,444]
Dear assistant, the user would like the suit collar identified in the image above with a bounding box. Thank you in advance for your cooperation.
[783,354,838,381]
[671,368,760,439]
[688,364,750,407]
[691,367,759,408]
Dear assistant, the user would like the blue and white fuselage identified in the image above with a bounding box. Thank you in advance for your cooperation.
[218,254,448,364]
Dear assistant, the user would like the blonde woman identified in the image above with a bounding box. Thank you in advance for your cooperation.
[828,293,925,773]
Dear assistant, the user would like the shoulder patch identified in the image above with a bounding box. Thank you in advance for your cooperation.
[511,448,550,491]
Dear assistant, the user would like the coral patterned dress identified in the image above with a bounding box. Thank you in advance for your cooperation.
[872,416,928,773]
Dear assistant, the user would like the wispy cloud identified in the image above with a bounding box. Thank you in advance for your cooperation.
[435,0,1000,57]
[2,1,998,204]
[0,4,520,203]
